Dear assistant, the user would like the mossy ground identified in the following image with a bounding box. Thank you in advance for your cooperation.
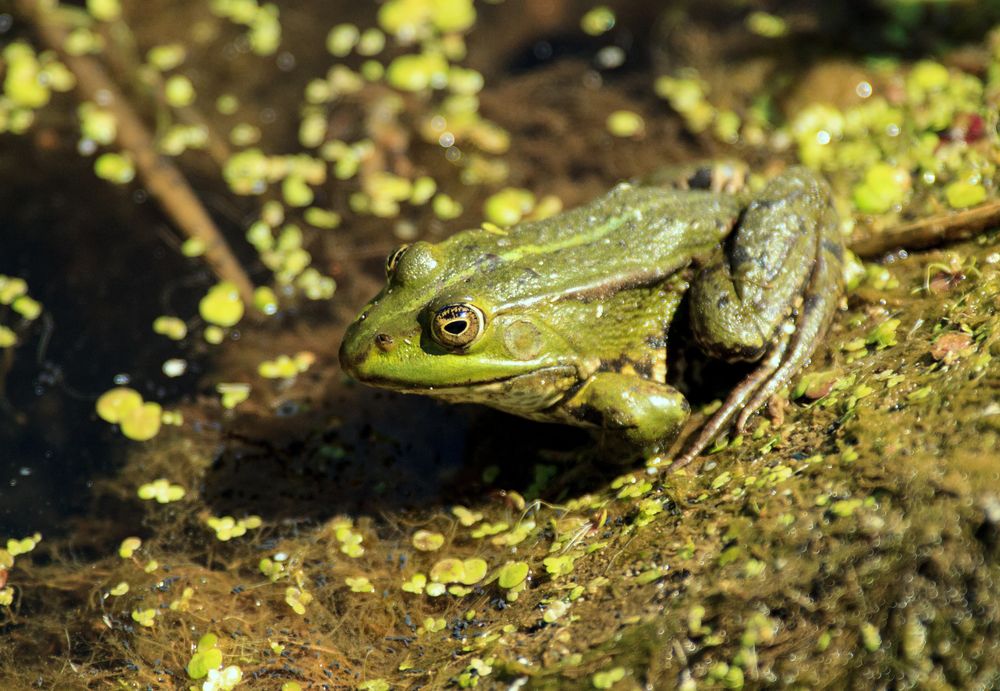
[2,1,1000,689]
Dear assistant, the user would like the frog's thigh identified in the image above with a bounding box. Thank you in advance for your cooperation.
[563,372,690,447]
[689,166,828,361]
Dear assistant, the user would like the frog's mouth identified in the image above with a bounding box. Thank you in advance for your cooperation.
[365,366,580,415]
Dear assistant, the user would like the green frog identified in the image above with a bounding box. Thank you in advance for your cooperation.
[339,164,844,470]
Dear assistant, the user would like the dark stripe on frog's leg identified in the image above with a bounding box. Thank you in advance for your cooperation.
[561,371,690,449]
[733,207,844,430]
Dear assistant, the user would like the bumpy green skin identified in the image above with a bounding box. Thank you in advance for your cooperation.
[339,166,843,459]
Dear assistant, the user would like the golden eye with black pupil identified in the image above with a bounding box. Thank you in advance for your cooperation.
[431,303,485,349]
[385,244,410,277]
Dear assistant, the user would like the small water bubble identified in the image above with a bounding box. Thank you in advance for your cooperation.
[533,41,553,61]
[276,52,295,71]
[0,14,13,33]
[19,467,31,476]
[445,146,462,162]
[582,70,603,89]
[815,130,831,145]
[595,46,625,70]
[438,131,455,147]
[113,373,131,385]
[855,81,873,98]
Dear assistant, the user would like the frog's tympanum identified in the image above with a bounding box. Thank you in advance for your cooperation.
[339,165,844,470]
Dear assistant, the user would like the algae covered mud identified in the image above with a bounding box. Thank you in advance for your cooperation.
[1,0,1000,688]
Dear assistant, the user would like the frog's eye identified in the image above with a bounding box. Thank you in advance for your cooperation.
[431,303,485,350]
[385,244,410,277]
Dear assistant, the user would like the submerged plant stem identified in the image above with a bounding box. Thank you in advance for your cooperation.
[15,0,255,305]
[852,199,1000,257]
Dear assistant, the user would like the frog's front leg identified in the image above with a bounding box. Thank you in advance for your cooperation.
[561,372,690,450]
[673,167,844,470]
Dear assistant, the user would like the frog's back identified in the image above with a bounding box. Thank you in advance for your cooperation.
[436,184,742,309]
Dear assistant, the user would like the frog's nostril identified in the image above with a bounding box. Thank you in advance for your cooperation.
[374,333,395,352]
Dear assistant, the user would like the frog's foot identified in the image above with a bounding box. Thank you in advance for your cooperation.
[641,160,749,194]
[668,322,793,472]
[562,372,690,450]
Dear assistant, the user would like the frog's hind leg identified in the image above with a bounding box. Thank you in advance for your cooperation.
[669,167,844,472]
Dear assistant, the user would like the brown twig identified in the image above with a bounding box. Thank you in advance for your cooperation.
[850,199,1000,258]
[15,0,255,305]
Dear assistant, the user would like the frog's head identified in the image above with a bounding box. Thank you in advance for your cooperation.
[339,240,574,400]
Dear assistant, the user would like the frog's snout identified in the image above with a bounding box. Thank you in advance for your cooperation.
[338,323,370,377]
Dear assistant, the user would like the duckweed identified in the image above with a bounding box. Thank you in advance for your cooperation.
[77,102,117,144]
[187,633,224,679]
[131,607,157,627]
[432,192,463,219]
[258,352,314,379]
[4,42,53,109]
[944,180,987,209]
[137,478,185,503]
[153,315,188,340]
[216,382,250,409]
[6,534,41,556]
[357,28,386,57]
[86,0,121,22]
[497,561,529,589]
[745,11,788,38]
[402,573,427,594]
[581,6,615,36]
[199,281,245,328]
[860,622,883,652]
[346,576,375,593]
[164,75,196,107]
[284,586,313,615]
[93,152,135,184]
[412,530,445,551]
[852,163,910,214]
[202,665,243,691]
[542,554,577,577]
[206,515,262,541]
[386,52,449,92]
[326,23,359,56]
[866,318,901,349]
[592,666,627,689]
[95,387,143,424]
[378,0,476,38]
[606,110,645,138]
[483,187,534,226]
[146,43,186,71]
[118,401,162,441]
[118,536,141,558]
